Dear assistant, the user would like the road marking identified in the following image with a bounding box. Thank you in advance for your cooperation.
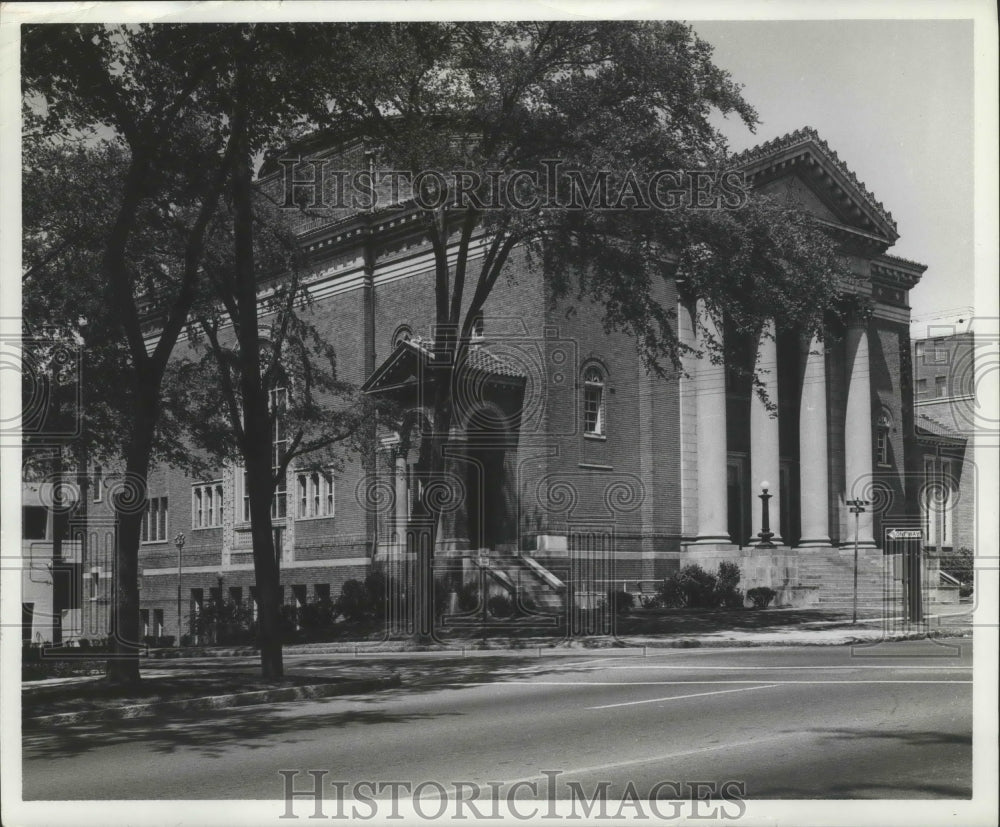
[477,679,972,686]
[596,664,973,671]
[587,683,780,709]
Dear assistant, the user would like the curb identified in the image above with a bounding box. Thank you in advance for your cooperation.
[141,625,972,658]
[24,674,402,728]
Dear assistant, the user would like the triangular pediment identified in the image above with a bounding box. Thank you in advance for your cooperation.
[755,174,841,224]
[734,127,899,245]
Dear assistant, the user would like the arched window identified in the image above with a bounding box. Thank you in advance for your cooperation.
[470,313,485,341]
[392,325,413,348]
[583,366,606,437]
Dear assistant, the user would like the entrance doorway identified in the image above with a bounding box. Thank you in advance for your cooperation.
[727,454,750,547]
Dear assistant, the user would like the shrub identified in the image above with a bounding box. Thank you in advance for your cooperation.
[606,590,635,615]
[335,579,370,622]
[714,562,744,608]
[677,564,718,608]
[746,587,777,609]
[655,575,685,608]
[638,593,662,609]
[298,598,338,633]
[487,593,514,618]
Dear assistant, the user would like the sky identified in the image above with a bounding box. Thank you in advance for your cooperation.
[689,19,975,323]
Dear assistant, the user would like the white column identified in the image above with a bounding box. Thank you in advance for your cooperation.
[694,300,730,544]
[394,452,408,548]
[844,318,875,547]
[750,319,782,544]
[798,331,831,547]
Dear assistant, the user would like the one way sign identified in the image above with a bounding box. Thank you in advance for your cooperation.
[887,528,923,540]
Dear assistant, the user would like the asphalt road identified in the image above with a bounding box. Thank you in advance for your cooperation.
[22,639,973,803]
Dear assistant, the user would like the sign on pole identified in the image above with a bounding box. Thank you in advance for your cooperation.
[884,521,924,623]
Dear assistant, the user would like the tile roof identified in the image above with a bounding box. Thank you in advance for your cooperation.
[731,126,897,235]
[916,411,966,440]
[408,337,525,379]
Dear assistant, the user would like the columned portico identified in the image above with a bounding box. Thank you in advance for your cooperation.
[844,317,876,548]
[749,319,782,544]
[798,331,831,547]
[693,299,731,544]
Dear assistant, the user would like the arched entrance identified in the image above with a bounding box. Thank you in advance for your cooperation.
[462,404,517,551]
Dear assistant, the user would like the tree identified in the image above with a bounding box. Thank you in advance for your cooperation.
[169,134,372,679]
[23,24,241,683]
[23,22,381,679]
[342,21,854,640]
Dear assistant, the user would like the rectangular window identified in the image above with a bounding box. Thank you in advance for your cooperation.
[914,341,925,363]
[291,585,307,631]
[583,390,604,435]
[876,430,889,466]
[140,609,150,639]
[935,376,947,398]
[916,378,927,396]
[141,497,168,542]
[228,586,243,606]
[922,458,937,547]
[298,475,308,519]
[23,506,48,540]
[295,469,335,519]
[191,588,203,638]
[941,461,953,547]
[314,583,331,603]
[153,609,164,637]
[249,586,259,621]
[271,388,288,520]
[933,341,948,363]
[241,470,251,523]
[192,482,223,529]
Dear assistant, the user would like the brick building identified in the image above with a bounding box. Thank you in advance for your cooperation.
[81,127,933,639]
[910,309,977,563]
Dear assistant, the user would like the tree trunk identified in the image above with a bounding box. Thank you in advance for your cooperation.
[246,445,283,679]
[410,367,455,644]
[106,398,155,685]
[232,45,284,679]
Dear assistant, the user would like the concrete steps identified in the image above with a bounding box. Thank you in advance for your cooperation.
[480,551,565,614]
[797,550,900,608]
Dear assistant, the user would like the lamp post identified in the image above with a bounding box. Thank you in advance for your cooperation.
[846,499,870,624]
[478,550,490,647]
[756,482,776,549]
[174,533,185,643]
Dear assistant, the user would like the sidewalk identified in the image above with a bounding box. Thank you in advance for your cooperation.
[22,606,973,727]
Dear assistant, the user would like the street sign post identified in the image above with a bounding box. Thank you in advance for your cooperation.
[885,524,924,622]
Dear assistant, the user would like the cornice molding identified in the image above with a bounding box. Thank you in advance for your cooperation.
[732,126,899,242]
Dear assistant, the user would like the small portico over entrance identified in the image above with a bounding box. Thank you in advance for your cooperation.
[362,336,526,556]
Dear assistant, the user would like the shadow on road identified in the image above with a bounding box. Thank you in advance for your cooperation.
[22,653,609,762]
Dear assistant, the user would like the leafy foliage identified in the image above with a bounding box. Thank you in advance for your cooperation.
[654,562,745,609]
[605,589,636,615]
[746,587,777,609]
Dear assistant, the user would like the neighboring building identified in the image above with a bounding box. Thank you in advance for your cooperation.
[81,127,934,638]
[21,481,84,645]
[911,309,977,581]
